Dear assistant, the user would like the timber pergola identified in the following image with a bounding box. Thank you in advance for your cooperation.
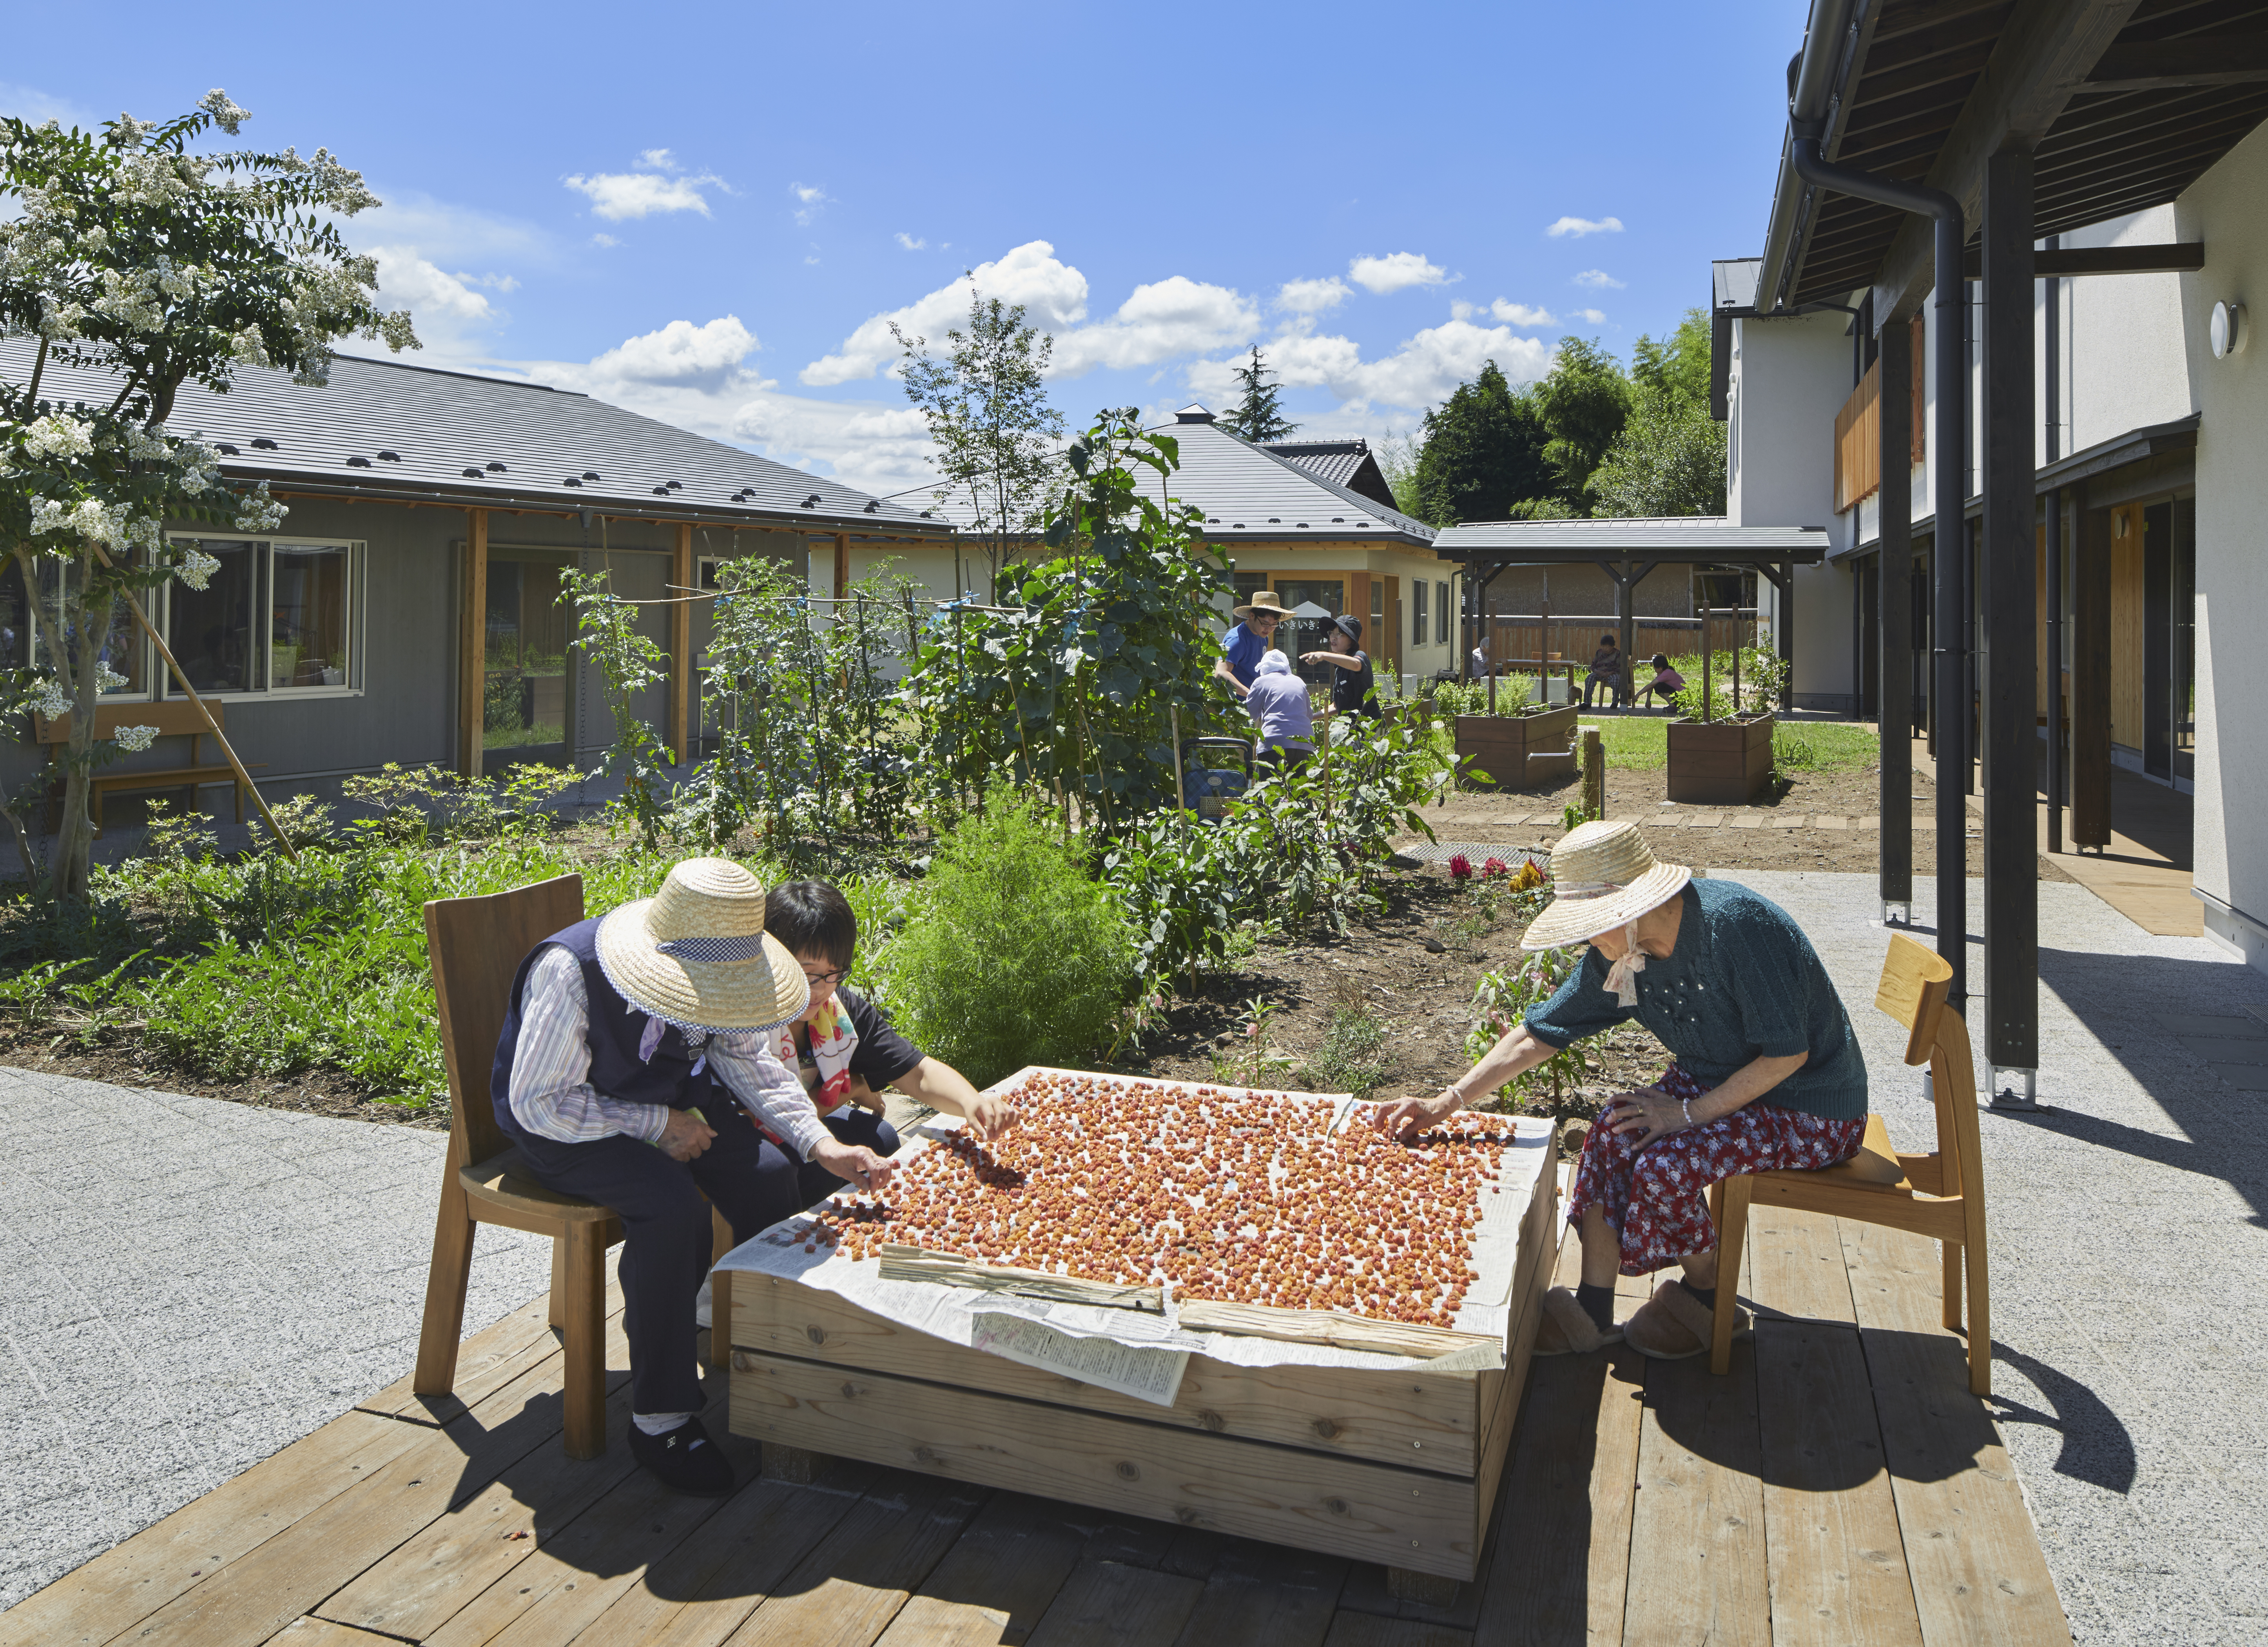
[1743,0,2268,1107]
[1431,517,1829,706]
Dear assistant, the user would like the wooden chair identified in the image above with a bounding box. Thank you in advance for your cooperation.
[34,699,259,829]
[1708,932,1992,1395]
[413,873,734,1459]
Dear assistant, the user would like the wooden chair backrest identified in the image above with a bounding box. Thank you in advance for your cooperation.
[424,874,585,1166]
[1873,931,1982,1200]
[34,698,222,744]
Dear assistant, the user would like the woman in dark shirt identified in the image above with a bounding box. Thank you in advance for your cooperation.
[1301,614,1380,719]
[1374,821,1867,1362]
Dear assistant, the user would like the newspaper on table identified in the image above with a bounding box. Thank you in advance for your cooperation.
[714,1078,1553,1397]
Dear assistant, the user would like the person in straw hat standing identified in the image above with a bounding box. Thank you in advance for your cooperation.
[493,858,900,1495]
[1215,589,1293,701]
[1374,821,1869,1360]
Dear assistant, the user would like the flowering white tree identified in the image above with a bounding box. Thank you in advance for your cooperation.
[0,90,417,896]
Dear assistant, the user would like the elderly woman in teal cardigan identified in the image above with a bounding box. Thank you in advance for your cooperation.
[1375,820,1868,1359]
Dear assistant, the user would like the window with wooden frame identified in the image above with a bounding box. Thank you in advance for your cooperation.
[141,536,368,700]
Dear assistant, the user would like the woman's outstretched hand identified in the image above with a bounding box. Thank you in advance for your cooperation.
[1369,1087,1462,1141]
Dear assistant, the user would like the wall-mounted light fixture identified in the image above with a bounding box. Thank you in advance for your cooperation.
[2212,299,2248,359]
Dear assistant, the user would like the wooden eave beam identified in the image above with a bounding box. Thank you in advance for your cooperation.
[1959,240,2204,277]
[2084,32,2268,90]
[1850,38,2000,109]
[1871,0,2149,321]
[1869,0,2017,48]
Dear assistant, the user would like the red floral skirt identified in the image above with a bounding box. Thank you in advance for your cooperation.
[1567,1064,1867,1276]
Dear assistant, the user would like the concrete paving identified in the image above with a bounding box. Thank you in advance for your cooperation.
[0,1068,552,1610]
[1719,869,2268,1647]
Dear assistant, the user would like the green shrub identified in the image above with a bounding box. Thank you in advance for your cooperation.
[881,787,1137,1086]
[1430,676,1537,718]
[1305,1004,1392,1097]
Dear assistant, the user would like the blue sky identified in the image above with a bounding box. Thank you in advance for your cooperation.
[5,1,1807,498]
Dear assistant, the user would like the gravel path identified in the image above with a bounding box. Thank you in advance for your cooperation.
[0,1069,552,1609]
[1721,870,2268,1647]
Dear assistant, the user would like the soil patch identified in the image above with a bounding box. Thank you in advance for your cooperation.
[0,1036,447,1128]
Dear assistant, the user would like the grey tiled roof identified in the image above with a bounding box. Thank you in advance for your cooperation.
[1,339,943,535]
[1161,414,1435,547]
[1434,516,1827,562]
[1259,438,1399,511]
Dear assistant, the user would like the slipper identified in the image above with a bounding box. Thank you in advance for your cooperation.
[1623,1279,1750,1361]
[1533,1286,1623,1356]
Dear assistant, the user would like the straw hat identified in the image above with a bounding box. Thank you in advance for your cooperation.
[1233,589,1293,620]
[1519,820,1692,952]
[594,858,810,1036]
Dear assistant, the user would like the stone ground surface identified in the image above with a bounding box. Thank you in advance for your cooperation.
[1720,870,2268,1647]
[0,1070,553,1609]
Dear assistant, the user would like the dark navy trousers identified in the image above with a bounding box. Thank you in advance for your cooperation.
[513,1103,899,1416]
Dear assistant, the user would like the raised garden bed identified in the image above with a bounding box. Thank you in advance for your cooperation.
[1666,712,1775,804]
[1455,704,1578,790]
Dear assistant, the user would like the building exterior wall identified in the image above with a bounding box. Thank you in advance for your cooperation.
[2174,123,2268,969]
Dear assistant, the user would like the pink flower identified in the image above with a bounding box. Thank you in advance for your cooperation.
[1448,854,1473,879]
[1483,856,1509,878]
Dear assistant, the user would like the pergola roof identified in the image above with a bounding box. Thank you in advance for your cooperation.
[1431,517,1829,565]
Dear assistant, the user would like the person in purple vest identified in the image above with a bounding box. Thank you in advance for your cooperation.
[493,857,895,1497]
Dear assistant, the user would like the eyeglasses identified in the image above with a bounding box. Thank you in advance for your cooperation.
[801,964,847,987]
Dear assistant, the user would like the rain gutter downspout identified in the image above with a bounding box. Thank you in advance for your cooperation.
[1779,0,1973,1003]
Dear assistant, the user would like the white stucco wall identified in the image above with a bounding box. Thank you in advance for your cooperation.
[1729,309,1857,706]
[2058,205,2195,461]
[2174,125,2268,967]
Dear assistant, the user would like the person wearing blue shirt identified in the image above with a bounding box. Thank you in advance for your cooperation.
[1213,589,1291,701]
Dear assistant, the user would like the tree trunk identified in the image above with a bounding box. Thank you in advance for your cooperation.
[54,564,100,901]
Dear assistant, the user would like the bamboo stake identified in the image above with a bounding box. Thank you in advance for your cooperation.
[1168,701,1195,997]
[89,546,297,860]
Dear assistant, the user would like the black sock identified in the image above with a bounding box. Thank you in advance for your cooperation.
[1681,1281,1716,1309]
[1575,1282,1615,1330]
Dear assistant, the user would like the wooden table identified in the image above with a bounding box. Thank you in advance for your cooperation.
[724,1071,1559,1597]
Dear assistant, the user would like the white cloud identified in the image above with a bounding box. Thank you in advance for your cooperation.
[639,148,679,170]
[592,232,619,248]
[801,241,1091,385]
[587,316,757,384]
[1546,215,1624,238]
[0,80,94,129]
[1050,275,1257,377]
[1189,320,1553,414]
[1349,252,1450,295]
[1277,276,1352,313]
[1573,269,1626,290]
[792,182,829,225]
[895,232,927,250]
[370,249,499,323]
[1575,308,1608,324]
[566,166,720,221]
[1490,300,1555,326]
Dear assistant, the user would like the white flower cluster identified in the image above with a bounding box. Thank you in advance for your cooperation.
[28,676,73,720]
[176,545,223,591]
[22,414,94,460]
[107,113,157,147]
[112,723,160,753]
[96,661,129,692]
[233,486,287,534]
[273,146,379,215]
[197,89,249,135]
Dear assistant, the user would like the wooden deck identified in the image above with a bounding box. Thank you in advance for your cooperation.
[0,1209,2069,1647]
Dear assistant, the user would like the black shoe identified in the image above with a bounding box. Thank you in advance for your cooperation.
[628,1416,735,1497]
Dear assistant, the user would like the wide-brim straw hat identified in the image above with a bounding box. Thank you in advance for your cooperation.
[1234,589,1294,620]
[1520,820,1692,952]
[594,857,810,1036]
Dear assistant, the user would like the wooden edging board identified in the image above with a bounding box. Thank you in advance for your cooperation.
[729,1070,1559,1582]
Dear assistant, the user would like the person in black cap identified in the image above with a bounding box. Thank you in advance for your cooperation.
[1302,614,1381,719]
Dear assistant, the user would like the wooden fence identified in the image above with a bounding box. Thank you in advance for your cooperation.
[1482,613,1757,671]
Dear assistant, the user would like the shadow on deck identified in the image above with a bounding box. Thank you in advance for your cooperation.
[0,1210,2070,1647]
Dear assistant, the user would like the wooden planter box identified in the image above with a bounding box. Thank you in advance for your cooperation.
[1666,712,1775,804]
[1455,703,1578,790]
[725,1075,1559,1587]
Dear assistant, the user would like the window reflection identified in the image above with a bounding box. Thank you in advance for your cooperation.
[169,539,260,693]
[271,544,350,688]
[484,554,570,750]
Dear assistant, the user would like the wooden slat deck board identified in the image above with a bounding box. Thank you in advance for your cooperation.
[1,1214,2072,1647]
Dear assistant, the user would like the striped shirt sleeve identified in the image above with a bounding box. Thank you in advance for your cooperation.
[707,1033,830,1163]
[508,947,671,1146]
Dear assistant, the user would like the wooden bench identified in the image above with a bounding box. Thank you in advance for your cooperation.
[33,699,257,829]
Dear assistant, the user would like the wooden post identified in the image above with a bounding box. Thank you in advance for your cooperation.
[459,508,488,779]
[1979,146,2039,1093]
[2045,488,2064,853]
[669,522,693,765]
[833,532,850,601]
[1169,702,1195,997]
[1581,725,1604,820]
[1877,315,1915,913]
[2071,504,2112,848]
